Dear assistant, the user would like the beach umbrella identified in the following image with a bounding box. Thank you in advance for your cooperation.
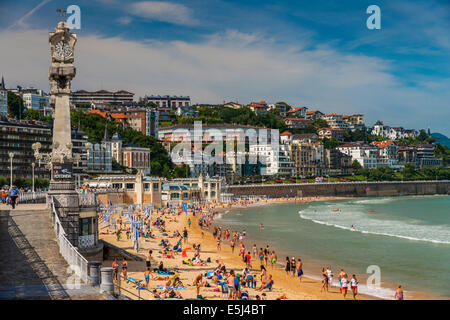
[181,248,192,258]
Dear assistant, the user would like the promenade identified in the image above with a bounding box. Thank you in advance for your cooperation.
[0,203,104,300]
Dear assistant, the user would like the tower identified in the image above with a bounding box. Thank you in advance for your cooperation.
[47,19,80,246]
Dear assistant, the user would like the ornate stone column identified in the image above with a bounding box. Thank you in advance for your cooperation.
[47,21,80,246]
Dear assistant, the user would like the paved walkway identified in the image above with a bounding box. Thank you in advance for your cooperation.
[0,203,105,300]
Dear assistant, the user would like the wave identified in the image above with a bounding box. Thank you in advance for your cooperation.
[299,211,450,245]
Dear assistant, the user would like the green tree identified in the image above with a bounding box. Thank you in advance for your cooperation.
[173,164,190,178]
[7,91,25,119]
[24,108,40,120]
[322,138,339,149]
[352,160,362,171]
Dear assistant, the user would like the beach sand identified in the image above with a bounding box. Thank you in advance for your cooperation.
[100,196,377,300]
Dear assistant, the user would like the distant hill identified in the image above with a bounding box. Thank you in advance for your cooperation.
[431,132,450,147]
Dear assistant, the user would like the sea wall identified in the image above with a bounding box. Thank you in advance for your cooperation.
[225,180,450,198]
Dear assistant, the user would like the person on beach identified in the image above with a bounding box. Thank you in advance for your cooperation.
[112,258,119,281]
[296,259,303,282]
[230,239,235,254]
[252,244,257,259]
[326,266,333,288]
[144,268,150,288]
[260,265,267,285]
[321,272,329,292]
[183,227,188,243]
[260,223,264,230]
[395,285,404,300]
[270,251,277,269]
[245,251,252,269]
[187,218,191,229]
[217,237,222,251]
[291,258,296,276]
[122,258,128,280]
[194,274,203,297]
[340,273,349,299]
[285,257,291,275]
[146,250,152,269]
[350,274,358,299]
[227,270,237,300]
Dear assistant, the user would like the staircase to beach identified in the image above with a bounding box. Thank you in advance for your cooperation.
[0,204,104,300]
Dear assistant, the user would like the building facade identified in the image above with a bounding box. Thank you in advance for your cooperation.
[0,120,52,181]
[71,90,134,105]
[336,142,378,169]
[144,95,191,108]
[289,140,328,177]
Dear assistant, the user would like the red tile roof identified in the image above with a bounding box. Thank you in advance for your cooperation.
[371,141,394,149]
[284,117,310,121]
[280,131,293,136]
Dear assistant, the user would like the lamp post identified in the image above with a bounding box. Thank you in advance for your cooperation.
[32,162,35,193]
[8,152,14,187]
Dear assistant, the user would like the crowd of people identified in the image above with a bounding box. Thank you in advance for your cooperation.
[1,185,20,209]
[98,197,404,301]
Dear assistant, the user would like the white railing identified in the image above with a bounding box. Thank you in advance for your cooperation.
[18,192,47,203]
[50,197,89,283]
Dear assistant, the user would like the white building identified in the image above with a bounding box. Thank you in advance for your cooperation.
[371,121,418,140]
[144,95,191,108]
[22,91,51,116]
[371,141,401,168]
[336,142,378,169]
[250,144,295,176]
[323,114,349,130]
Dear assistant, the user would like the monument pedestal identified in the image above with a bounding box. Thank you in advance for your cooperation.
[48,180,80,247]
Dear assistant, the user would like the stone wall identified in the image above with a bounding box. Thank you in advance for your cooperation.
[226,180,450,198]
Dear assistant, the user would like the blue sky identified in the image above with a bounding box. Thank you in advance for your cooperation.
[0,0,449,135]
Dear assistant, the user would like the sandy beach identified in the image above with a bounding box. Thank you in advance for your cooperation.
[99,196,380,300]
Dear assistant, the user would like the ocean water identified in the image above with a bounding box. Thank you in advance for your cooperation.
[215,196,450,299]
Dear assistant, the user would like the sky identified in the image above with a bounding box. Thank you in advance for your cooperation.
[0,0,449,135]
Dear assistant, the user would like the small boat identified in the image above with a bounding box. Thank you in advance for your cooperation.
[332,209,339,212]
[368,210,376,213]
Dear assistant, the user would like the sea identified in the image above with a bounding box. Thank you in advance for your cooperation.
[215,195,450,299]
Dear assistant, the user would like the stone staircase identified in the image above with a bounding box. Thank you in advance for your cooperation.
[0,204,104,300]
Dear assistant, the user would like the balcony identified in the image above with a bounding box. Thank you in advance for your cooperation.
[78,234,95,249]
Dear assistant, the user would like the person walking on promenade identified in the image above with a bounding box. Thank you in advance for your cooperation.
[9,186,18,209]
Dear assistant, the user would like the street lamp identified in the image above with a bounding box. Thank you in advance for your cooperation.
[31,162,35,192]
[8,152,14,186]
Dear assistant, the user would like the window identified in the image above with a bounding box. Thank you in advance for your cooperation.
[171,193,180,200]
[144,183,150,190]
[182,193,189,199]
[153,183,159,191]
[126,183,134,190]
[79,218,90,236]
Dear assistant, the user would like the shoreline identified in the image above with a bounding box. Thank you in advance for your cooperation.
[98,195,445,300]
[213,197,446,300]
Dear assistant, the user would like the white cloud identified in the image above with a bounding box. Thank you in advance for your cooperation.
[128,1,198,26]
[117,16,132,25]
[0,28,448,135]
